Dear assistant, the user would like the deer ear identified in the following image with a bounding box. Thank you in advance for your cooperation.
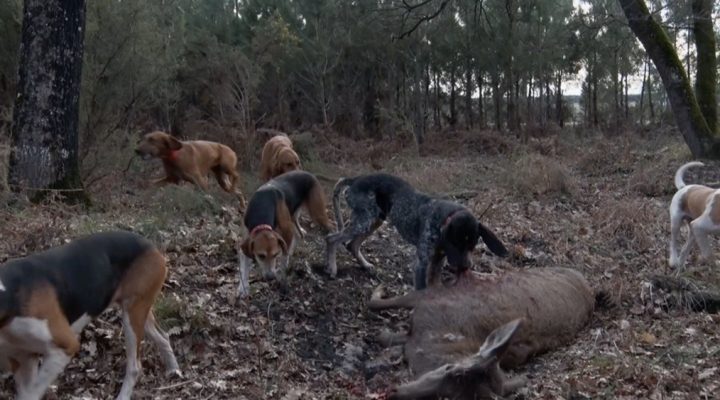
[166,135,183,151]
[478,318,523,360]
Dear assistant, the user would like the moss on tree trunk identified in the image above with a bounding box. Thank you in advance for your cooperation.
[619,0,720,158]
[692,0,717,134]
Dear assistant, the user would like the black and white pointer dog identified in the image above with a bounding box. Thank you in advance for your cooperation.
[0,231,181,400]
[326,173,508,289]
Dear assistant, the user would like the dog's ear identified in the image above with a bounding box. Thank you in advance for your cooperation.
[166,135,183,151]
[477,221,508,257]
[439,221,450,243]
[276,233,288,255]
[240,238,253,258]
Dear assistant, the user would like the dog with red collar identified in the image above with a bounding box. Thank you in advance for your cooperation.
[238,171,334,298]
[0,231,181,400]
[135,130,246,207]
[327,173,508,289]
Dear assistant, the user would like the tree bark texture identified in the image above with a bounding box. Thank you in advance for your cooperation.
[9,0,87,200]
[619,0,718,158]
[692,0,717,134]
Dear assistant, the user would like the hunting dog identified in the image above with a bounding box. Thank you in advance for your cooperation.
[0,231,181,400]
[238,171,334,298]
[259,134,301,182]
[326,173,508,289]
[135,131,245,206]
[669,161,720,270]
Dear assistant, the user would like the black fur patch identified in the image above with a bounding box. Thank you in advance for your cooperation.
[244,170,321,230]
[0,231,154,323]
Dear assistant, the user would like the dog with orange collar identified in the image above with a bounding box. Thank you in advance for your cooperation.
[238,171,334,298]
[327,173,509,289]
[0,231,181,400]
[135,131,246,207]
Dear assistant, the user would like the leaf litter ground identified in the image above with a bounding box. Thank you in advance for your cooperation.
[1,131,719,399]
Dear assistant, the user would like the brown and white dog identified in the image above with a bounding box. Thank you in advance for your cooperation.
[135,130,245,206]
[259,135,301,182]
[237,171,334,298]
[0,231,181,400]
[669,161,720,271]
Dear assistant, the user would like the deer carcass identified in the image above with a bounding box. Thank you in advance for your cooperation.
[369,267,597,399]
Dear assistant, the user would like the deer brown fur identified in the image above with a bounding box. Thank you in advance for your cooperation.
[369,267,596,399]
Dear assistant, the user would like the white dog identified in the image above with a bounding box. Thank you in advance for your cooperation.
[669,161,720,270]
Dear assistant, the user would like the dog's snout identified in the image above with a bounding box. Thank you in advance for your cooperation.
[262,270,276,280]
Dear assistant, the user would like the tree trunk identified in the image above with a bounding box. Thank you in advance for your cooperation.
[545,79,551,124]
[692,0,717,134]
[477,70,485,128]
[412,47,425,146]
[640,61,647,125]
[492,72,501,129]
[9,0,88,203]
[556,72,563,127]
[624,73,629,121]
[648,69,655,121]
[592,53,599,127]
[613,49,620,130]
[618,0,718,158]
[434,70,441,130]
[465,61,473,129]
[449,67,457,128]
[505,0,517,132]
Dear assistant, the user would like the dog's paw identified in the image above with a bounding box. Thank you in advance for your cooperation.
[325,266,338,279]
[166,369,183,379]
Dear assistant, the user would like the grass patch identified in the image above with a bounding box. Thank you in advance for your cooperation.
[154,293,211,336]
[505,153,576,198]
[592,197,662,253]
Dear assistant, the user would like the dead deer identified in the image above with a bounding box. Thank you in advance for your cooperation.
[369,267,598,399]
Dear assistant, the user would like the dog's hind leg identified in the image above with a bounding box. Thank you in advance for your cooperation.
[292,212,307,238]
[691,218,717,267]
[326,191,382,278]
[306,182,335,233]
[326,214,379,278]
[676,225,696,274]
[668,209,685,269]
[346,219,383,269]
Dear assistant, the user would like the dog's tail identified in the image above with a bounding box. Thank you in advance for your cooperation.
[477,222,509,257]
[332,177,354,230]
[675,161,704,189]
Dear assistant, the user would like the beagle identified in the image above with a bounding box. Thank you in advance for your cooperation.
[237,171,334,298]
[669,161,720,270]
[0,231,181,400]
[135,131,246,206]
[259,134,301,182]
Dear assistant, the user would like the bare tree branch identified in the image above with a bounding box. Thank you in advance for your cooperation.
[395,0,452,40]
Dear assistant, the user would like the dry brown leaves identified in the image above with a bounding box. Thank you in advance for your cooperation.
[1,131,720,399]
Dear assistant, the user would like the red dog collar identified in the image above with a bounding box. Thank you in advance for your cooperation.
[161,149,180,163]
[443,209,464,228]
[250,224,274,237]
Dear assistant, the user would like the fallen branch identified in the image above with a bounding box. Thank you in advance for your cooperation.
[650,274,720,313]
